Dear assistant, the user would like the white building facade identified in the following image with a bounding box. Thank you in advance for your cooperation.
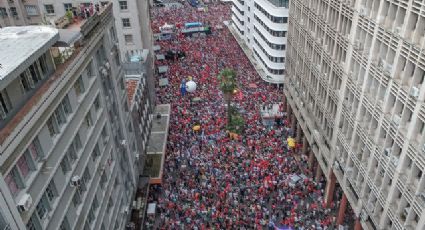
[231,0,289,84]
[0,3,141,230]
[285,0,425,229]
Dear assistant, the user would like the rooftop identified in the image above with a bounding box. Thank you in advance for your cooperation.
[0,26,59,84]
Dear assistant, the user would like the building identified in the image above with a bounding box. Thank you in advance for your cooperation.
[285,0,425,229]
[0,0,147,62]
[230,0,289,84]
[0,3,142,229]
[0,0,42,27]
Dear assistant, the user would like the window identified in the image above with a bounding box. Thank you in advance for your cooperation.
[0,89,13,118]
[84,113,93,127]
[36,194,50,220]
[94,95,101,111]
[64,3,73,12]
[44,4,54,14]
[122,18,131,28]
[20,73,33,93]
[74,76,85,97]
[73,133,82,151]
[92,144,100,161]
[17,152,33,179]
[10,7,18,17]
[101,126,108,141]
[45,181,58,202]
[119,1,128,10]
[26,215,41,230]
[109,27,117,42]
[27,137,43,161]
[59,217,70,230]
[5,168,22,196]
[87,207,95,224]
[38,54,48,75]
[72,191,82,206]
[83,170,91,185]
[61,95,72,115]
[92,196,99,211]
[0,211,9,230]
[0,8,7,18]
[124,34,133,44]
[100,172,107,189]
[25,5,39,16]
[28,64,43,83]
[67,145,78,164]
[60,155,71,174]
[46,116,59,137]
[54,106,66,127]
[86,61,94,77]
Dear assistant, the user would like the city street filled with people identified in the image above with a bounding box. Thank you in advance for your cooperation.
[146,2,352,229]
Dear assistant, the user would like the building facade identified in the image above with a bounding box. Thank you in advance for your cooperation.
[285,0,425,229]
[231,0,289,84]
[0,0,42,27]
[0,0,146,61]
[0,3,142,230]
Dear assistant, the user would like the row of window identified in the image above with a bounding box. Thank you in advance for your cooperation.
[0,5,39,19]
[253,26,286,50]
[1,54,49,120]
[5,95,72,197]
[253,48,285,75]
[253,37,286,63]
[43,1,128,15]
[254,14,287,37]
[6,62,99,196]
[255,3,288,24]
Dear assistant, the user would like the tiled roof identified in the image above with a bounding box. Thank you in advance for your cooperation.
[126,79,139,105]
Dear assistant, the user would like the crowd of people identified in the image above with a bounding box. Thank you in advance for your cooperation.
[146,2,353,229]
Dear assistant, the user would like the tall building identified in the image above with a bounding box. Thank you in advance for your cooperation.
[285,0,425,229]
[230,0,289,84]
[0,0,147,61]
[0,3,142,229]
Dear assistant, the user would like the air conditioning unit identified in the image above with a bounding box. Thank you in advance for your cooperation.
[410,86,419,98]
[121,140,127,146]
[70,175,81,187]
[17,193,33,212]
[99,67,107,76]
[392,114,401,126]
[135,154,140,160]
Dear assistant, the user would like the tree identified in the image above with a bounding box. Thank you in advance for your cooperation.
[217,68,237,124]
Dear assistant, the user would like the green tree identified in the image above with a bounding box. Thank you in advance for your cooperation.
[217,68,238,124]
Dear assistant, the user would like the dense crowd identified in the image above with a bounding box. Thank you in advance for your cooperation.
[146,2,351,229]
